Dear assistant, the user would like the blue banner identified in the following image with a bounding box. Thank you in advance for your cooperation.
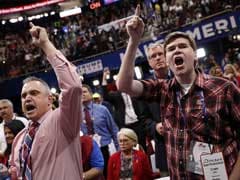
[77,10,240,76]
[1,10,240,98]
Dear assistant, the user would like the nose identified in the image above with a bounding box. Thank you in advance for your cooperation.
[24,93,33,101]
[173,47,182,55]
[5,132,10,138]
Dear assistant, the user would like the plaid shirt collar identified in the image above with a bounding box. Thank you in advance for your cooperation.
[169,68,210,91]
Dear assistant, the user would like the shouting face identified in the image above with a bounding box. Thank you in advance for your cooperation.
[21,81,52,121]
[165,37,197,79]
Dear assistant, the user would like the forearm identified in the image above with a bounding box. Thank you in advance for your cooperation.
[83,168,103,180]
[229,154,240,180]
[40,40,58,57]
[116,38,143,96]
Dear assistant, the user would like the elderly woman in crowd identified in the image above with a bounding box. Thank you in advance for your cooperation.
[107,128,154,180]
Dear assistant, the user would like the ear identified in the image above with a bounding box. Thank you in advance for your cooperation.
[48,94,53,106]
[194,52,198,68]
[165,56,169,66]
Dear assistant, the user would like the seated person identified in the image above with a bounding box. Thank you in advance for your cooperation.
[81,133,104,180]
[107,128,156,180]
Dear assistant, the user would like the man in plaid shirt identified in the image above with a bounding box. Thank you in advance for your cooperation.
[116,5,240,179]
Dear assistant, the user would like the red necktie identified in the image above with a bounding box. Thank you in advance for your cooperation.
[20,122,39,180]
[84,108,94,135]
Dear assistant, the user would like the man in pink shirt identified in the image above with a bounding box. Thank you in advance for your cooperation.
[9,23,83,180]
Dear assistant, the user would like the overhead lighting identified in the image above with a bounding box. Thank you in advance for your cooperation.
[197,48,206,58]
[18,16,24,22]
[1,20,6,25]
[93,79,100,86]
[28,16,33,21]
[50,11,56,15]
[113,75,118,81]
[9,18,18,23]
[134,66,143,80]
[51,87,57,94]
[35,15,41,19]
[79,75,84,81]
[59,7,82,18]
[44,13,49,17]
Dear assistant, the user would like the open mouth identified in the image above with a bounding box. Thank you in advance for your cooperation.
[25,104,36,112]
[175,57,184,66]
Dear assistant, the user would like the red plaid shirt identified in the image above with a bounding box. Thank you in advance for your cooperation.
[141,71,240,179]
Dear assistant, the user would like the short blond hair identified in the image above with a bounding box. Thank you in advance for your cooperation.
[118,128,138,144]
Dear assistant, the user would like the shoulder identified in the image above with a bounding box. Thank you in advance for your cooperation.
[110,151,121,159]
[134,149,145,155]
[134,150,147,158]
[203,74,234,89]
[93,103,109,112]
[15,116,29,126]
[15,116,27,121]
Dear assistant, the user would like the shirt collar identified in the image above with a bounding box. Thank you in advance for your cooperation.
[84,101,93,110]
[29,109,53,126]
[169,68,207,90]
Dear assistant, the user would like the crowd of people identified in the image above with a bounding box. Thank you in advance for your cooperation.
[0,0,239,81]
[0,1,240,180]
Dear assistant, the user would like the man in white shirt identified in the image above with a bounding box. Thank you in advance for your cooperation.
[0,99,28,155]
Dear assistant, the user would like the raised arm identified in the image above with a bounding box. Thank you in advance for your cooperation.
[29,22,57,57]
[116,5,144,97]
[29,23,82,137]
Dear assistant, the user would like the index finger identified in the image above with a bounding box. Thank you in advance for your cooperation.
[135,4,140,16]
[29,22,35,28]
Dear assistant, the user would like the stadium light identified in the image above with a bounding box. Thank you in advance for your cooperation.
[197,48,206,58]
[51,87,57,94]
[50,11,56,15]
[93,79,100,86]
[59,7,82,18]
[9,18,18,23]
[134,66,143,80]
[113,75,118,81]
[18,16,24,22]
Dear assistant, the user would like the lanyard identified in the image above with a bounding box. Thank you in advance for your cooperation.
[176,90,208,136]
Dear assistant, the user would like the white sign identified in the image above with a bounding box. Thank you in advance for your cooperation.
[201,152,228,180]
[77,59,103,75]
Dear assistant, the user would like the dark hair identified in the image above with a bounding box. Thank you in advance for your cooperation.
[4,120,25,136]
[164,31,197,54]
[82,84,93,94]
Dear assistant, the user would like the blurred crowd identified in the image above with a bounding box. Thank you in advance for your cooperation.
[0,0,240,80]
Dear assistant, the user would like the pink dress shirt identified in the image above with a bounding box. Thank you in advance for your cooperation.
[10,51,83,180]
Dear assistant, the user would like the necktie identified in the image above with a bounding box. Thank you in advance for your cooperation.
[20,121,39,180]
[84,107,94,135]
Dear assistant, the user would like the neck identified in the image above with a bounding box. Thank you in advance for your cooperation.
[4,114,14,123]
[83,101,91,107]
[122,149,132,157]
[154,68,167,79]
[176,70,197,85]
